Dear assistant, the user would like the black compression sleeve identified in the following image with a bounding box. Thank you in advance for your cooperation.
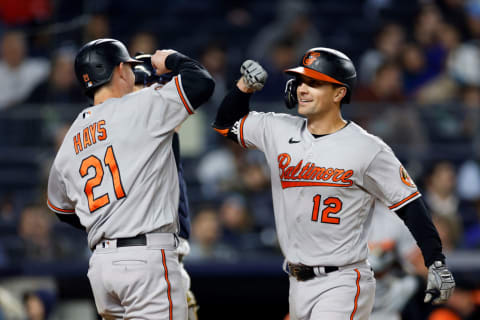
[165,53,215,109]
[172,132,180,167]
[213,85,252,128]
[395,197,445,267]
[55,213,86,231]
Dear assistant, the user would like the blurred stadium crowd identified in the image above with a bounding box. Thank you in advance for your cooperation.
[1,0,480,319]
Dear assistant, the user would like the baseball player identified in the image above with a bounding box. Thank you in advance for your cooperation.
[133,53,199,320]
[212,48,455,320]
[46,38,214,319]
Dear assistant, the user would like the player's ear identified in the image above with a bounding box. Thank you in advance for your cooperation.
[118,62,129,80]
[333,86,347,103]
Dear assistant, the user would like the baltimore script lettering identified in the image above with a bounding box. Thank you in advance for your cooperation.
[277,153,354,188]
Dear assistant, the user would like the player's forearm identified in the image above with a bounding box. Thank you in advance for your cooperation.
[213,85,252,129]
[395,198,445,267]
[165,53,215,109]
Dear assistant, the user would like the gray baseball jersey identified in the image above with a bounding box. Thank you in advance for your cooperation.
[47,76,194,249]
[235,112,421,267]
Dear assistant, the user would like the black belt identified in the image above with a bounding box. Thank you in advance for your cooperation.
[117,234,147,247]
[93,234,147,251]
[287,262,339,281]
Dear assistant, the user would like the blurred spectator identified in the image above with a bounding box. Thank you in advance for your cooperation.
[457,159,480,202]
[435,0,471,39]
[358,22,406,85]
[401,42,440,98]
[251,37,296,104]
[196,139,244,199]
[460,85,480,140]
[223,1,252,29]
[414,3,445,49]
[418,84,479,158]
[188,205,237,262]
[455,159,480,247]
[0,193,17,226]
[22,289,56,320]
[433,213,463,252]
[0,30,50,109]
[11,204,80,263]
[82,14,110,43]
[353,61,406,131]
[416,22,462,105]
[238,150,275,231]
[198,41,229,116]
[402,4,448,99]
[456,157,480,248]
[218,194,260,255]
[461,200,480,248]
[364,101,429,164]
[128,31,157,56]
[27,46,85,105]
[355,61,406,103]
[423,160,460,218]
[246,0,321,63]
[447,40,480,88]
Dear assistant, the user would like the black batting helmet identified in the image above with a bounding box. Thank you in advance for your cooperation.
[74,38,142,97]
[284,47,357,108]
[133,53,173,87]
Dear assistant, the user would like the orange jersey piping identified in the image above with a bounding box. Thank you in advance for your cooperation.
[388,191,420,210]
[280,180,352,189]
[174,76,193,115]
[162,249,173,320]
[214,127,229,136]
[350,268,361,320]
[47,199,75,213]
[239,115,248,148]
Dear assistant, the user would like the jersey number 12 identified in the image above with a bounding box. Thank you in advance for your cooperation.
[311,195,342,224]
[80,145,126,213]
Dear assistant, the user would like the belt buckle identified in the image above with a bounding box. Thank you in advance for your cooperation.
[289,263,308,281]
[291,265,302,279]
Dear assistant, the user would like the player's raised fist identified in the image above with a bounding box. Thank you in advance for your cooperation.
[151,49,177,75]
[240,59,268,92]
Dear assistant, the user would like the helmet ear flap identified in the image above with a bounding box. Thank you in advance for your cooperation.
[284,78,298,109]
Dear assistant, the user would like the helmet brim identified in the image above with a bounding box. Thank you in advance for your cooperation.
[125,58,143,65]
[285,66,345,86]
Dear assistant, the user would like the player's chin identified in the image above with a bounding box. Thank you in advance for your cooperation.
[297,103,310,115]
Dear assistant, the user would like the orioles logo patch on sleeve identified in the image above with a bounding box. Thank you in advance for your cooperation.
[400,165,416,188]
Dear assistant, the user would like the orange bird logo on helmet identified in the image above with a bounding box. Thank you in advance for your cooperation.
[303,52,321,66]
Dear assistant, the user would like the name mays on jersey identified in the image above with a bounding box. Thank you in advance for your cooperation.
[277,153,354,189]
[73,120,108,154]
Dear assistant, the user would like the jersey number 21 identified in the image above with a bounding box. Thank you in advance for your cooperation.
[80,146,126,213]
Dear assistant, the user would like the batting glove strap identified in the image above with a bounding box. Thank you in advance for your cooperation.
[424,260,455,304]
[240,60,268,91]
